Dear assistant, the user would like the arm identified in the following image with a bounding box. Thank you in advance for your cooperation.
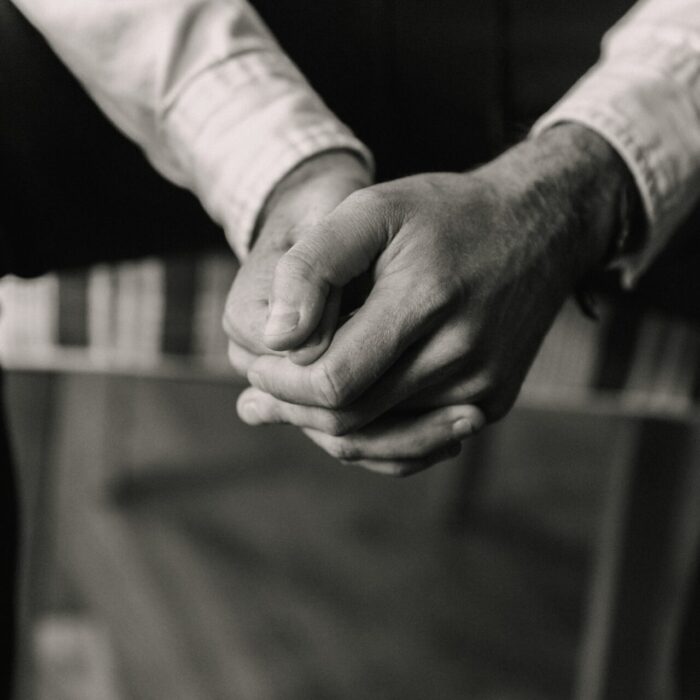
[233,124,629,475]
[232,0,700,475]
[12,0,373,259]
[534,0,700,286]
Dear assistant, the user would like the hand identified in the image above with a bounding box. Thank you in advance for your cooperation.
[224,152,486,477]
[223,150,370,376]
[240,125,631,472]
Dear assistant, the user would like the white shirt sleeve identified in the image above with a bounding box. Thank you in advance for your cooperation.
[533,0,700,286]
[12,0,373,259]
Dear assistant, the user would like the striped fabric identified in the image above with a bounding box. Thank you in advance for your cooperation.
[523,300,700,413]
[0,255,238,375]
[1,256,699,412]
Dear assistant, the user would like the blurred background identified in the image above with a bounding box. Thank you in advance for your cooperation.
[1,1,700,698]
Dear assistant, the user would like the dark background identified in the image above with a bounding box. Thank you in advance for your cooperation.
[3,0,698,317]
[1,3,700,698]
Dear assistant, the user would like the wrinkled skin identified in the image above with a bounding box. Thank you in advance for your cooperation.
[225,126,630,476]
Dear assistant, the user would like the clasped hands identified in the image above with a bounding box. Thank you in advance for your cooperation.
[224,125,627,476]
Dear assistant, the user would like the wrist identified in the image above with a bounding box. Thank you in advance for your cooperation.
[254,150,371,247]
[493,123,637,286]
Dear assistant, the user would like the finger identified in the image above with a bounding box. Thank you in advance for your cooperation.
[396,369,521,424]
[237,386,344,434]
[227,340,259,377]
[223,291,269,354]
[304,437,463,478]
[224,264,288,358]
[287,287,342,366]
[248,317,457,412]
[263,190,392,351]
[300,404,484,461]
[398,373,491,411]
[225,257,342,366]
[237,385,484,443]
[358,441,464,478]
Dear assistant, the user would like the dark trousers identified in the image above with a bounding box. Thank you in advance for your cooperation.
[0,379,17,699]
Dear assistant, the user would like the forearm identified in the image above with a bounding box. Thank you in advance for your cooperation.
[13,0,372,258]
[253,151,372,247]
[533,0,700,285]
[476,123,639,296]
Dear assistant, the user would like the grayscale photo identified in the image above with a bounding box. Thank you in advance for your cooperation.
[0,0,699,698]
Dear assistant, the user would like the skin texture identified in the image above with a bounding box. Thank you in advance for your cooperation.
[226,124,633,476]
[224,150,369,371]
[224,150,485,476]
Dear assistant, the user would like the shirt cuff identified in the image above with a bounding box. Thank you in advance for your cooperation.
[163,51,374,260]
[532,30,700,287]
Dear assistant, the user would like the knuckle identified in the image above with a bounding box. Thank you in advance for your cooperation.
[326,437,359,462]
[435,337,470,378]
[424,280,454,314]
[462,364,497,399]
[311,363,350,409]
[346,188,385,211]
[276,247,319,284]
[479,366,498,391]
[385,462,414,479]
[322,411,351,437]
[343,188,403,231]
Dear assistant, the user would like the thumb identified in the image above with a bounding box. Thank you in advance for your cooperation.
[263,190,390,351]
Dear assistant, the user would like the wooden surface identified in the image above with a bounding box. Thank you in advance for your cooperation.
[7,370,662,700]
[575,419,700,700]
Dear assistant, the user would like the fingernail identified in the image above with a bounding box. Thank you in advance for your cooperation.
[264,305,299,336]
[452,417,477,438]
[239,401,264,425]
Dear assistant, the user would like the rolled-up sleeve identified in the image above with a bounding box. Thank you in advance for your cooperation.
[12,0,373,259]
[533,0,700,286]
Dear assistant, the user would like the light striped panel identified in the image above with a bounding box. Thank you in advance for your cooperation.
[0,255,238,374]
[1,257,699,411]
[523,300,700,411]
